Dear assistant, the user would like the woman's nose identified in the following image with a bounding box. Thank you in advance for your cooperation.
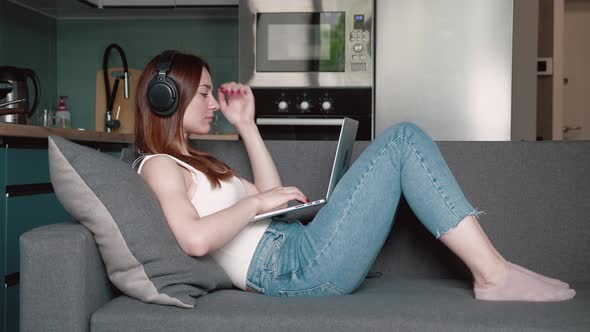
[210,97,220,111]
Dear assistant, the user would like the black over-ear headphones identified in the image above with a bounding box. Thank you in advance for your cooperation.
[147,50,179,117]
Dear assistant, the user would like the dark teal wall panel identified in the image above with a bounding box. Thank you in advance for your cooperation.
[57,18,239,133]
[2,2,57,120]
[0,0,7,65]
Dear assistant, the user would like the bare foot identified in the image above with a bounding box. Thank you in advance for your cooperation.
[509,262,570,289]
[474,264,576,302]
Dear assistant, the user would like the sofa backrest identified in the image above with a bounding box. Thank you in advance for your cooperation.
[191,139,590,283]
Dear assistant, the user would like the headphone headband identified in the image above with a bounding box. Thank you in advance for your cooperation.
[156,50,177,73]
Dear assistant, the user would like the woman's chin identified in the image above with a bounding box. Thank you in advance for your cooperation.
[185,128,211,136]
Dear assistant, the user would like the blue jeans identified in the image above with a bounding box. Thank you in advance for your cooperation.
[246,122,482,297]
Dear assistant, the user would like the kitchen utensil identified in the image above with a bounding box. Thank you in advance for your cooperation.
[0,66,41,124]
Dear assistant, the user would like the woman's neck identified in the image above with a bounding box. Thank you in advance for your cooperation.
[178,139,193,157]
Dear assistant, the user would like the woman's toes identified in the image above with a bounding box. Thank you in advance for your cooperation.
[474,265,575,302]
[509,262,570,289]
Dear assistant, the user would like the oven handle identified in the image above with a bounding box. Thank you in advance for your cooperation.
[256,118,345,126]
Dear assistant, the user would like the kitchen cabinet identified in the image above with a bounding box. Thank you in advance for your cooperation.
[84,0,238,6]
[0,132,130,332]
[8,0,238,18]
[0,149,5,332]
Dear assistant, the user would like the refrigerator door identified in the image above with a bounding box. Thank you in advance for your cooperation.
[375,0,513,140]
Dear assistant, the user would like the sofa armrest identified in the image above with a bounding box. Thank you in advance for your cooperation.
[20,223,117,332]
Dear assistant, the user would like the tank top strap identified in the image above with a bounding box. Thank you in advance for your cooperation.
[135,153,202,183]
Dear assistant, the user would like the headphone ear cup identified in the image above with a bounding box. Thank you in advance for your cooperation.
[147,75,179,117]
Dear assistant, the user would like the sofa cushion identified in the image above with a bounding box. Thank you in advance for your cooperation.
[192,140,590,283]
[47,136,233,308]
[91,278,590,331]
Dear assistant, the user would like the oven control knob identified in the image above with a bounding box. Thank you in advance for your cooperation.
[321,101,332,111]
[277,101,288,111]
[299,101,310,111]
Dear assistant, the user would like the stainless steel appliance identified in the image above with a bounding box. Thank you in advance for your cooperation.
[0,66,40,124]
[239,0,374,140]
[375,0,513,140]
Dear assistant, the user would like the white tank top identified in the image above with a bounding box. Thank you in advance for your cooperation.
[135,154,271,290]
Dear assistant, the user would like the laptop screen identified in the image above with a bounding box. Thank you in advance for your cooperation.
[325,117,359,199]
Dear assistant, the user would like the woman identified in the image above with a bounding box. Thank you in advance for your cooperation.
[134,51,575,302]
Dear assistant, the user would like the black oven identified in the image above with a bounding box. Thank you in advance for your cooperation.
[253,87,372,140]
[239,0,374,140]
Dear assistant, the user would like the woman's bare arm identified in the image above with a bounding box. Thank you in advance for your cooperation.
[219,84,282,192]
[238,124,283,192]
[140,156,258,256]
[140,156,306,256]
[219,84,289,207]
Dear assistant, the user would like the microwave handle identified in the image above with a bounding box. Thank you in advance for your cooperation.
[256,118,345,126]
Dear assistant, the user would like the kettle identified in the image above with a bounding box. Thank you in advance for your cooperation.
[0,66,41,124]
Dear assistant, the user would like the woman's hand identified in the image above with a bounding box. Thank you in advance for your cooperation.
[250,186,309,214]
[218,82,255,131]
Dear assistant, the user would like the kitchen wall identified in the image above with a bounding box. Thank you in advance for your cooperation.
[0,0,57,116]
[57,18,239,132]
[0,0,6,65]
[1,0,239,133]
[2,1,558,140]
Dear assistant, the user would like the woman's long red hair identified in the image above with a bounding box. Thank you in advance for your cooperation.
[135,52,235,188]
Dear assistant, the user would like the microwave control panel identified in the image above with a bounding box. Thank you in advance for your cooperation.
[350,14,370,72]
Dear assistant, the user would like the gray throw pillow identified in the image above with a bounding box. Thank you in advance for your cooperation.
[47,135,233,308]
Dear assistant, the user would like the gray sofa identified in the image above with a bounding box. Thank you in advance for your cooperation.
[21,139,590,331]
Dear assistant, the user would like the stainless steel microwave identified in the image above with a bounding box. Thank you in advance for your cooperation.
[239,0,374,88]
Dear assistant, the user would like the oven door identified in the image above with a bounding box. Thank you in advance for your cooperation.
[255,117,371,140]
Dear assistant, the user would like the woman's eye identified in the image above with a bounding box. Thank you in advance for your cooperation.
[200,93,208,97]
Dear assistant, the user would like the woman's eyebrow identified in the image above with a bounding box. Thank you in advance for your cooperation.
[198,84,212,90]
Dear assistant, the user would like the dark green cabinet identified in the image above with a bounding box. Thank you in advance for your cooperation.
[1,147,6,332]
[0,137,128,332]
[6,148,51,185]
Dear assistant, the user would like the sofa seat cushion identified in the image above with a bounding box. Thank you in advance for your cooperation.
[92,278,590,331]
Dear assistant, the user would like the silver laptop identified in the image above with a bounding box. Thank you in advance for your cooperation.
[251,117,359,222]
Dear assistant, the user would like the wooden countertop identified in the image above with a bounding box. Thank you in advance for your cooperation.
[0,123,134,143]
[188,133,239,141]
[0,123,239,143]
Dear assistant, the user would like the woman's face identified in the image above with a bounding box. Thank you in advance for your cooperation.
[182,68,220,136]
